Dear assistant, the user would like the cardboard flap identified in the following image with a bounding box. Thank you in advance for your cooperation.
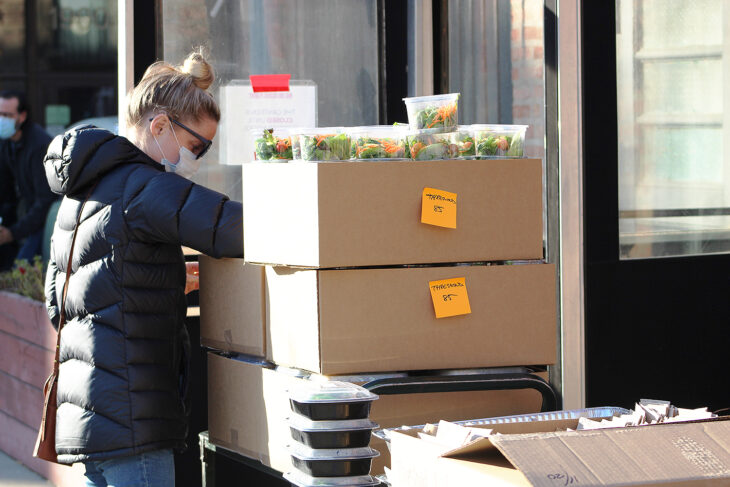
[441,436,502,458]
[490,421,730,487]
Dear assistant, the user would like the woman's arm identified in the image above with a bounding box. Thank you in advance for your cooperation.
[124,171,243,258]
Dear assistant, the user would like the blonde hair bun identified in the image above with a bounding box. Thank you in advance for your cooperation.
[181,50,215,91]
[126,49,220,127]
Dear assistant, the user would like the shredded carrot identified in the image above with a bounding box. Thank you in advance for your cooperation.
[425,102,457,129]
[315,134,336,146]
[379,139,401,154]
[357,143,380,156]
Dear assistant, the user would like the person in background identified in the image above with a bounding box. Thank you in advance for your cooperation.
[43,50,243,486]
[0,90,57,269]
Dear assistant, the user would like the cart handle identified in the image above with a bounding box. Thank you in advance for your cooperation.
[361,372,560,412]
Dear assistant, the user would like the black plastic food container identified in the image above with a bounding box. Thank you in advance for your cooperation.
[284,470,382,487]
[288,444,379,478]
[289,381,379,421]
[288,415,379,449]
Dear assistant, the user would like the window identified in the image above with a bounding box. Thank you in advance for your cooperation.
[162,0,380,200]
[617,0,730,258]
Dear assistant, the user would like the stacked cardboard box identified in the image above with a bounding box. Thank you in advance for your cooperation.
[200,158,557,475]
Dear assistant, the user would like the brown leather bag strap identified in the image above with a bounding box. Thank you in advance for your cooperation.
[53,181,99,372]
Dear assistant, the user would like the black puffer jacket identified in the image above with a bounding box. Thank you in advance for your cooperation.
[43,126,242,464]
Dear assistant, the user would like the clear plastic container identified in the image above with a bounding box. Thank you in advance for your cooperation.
[288,443,380,478]
[289,414,379,449]
[452,126,476,159]
[287,127,304,160]
[348,126,408,161]
[289,381,379,421]
[294,127,351,161]
[403,93,460,132]
[250,128,293,161]
[405,131,458,161]
[284,470,382,487]
[471,124,528,159]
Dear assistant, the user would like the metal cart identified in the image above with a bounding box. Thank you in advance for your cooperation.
[199,368,560,486]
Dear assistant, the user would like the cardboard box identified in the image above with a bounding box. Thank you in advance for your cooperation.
[265,263,557,374]
[242,159,544,268]
[207,353,549,476]
[389,418,730,486]
[199,256,266,357]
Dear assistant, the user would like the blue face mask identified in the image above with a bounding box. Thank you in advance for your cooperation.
[0,116,16,140]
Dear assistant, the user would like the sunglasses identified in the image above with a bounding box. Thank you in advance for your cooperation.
[150,116,213,159]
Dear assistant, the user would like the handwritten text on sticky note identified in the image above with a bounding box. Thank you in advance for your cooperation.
[429,277,471,318]
[421,188,457,228]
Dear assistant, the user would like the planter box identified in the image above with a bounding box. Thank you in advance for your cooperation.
[242,159,544,268]
[0,291,86,486]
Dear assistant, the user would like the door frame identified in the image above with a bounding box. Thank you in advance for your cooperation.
[556,0,586,409]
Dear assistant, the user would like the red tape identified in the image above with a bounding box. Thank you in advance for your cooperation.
[249,74,291,93]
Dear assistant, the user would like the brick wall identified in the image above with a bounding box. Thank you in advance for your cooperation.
[510,0,545,159]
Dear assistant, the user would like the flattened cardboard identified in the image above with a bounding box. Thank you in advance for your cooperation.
[199,256,266,357]
[242,159,543,268]
[207,353,549,476]
[266,263,557,374]
[389,418,730,486]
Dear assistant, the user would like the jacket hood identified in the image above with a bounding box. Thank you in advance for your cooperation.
[44,125,161,196]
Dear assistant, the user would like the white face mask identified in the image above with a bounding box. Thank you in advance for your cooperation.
[153,120,202,179]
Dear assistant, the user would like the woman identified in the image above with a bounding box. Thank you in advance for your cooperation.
[43,51,241,486]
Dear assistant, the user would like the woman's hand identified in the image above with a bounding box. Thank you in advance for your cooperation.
[185,262,199,294]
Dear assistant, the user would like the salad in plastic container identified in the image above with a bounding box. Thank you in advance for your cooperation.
[405,131,458,161]
[288,127,304,160]
[295,128,351,161]
[403,93,460,132]
[251,128,293,161]
[452,126,476,159]
[472,124,528,158]
[349,126,408,160]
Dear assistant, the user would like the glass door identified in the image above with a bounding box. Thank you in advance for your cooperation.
[583,1,730,411]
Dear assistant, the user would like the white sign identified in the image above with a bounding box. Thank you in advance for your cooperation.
[219,80,317,165]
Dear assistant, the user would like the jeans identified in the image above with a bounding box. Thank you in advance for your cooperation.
[15,230,43,262]
[83,449,175,487]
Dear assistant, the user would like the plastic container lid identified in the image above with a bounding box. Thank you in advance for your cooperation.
[284,470,382,487]
[249,126,292,135]
[402,93,460,104]
[348,125,408,135]
[288,442,380,461]
[289,381,379,405]
[289,414,379,432]
[405,129,455,137]
[471,124,528,133]
[292,127,344,136]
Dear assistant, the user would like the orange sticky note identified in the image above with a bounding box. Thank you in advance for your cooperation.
[429,277,471,318]
[421,187,457,229]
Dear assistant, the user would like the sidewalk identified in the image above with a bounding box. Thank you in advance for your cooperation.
[0,452,54,487]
